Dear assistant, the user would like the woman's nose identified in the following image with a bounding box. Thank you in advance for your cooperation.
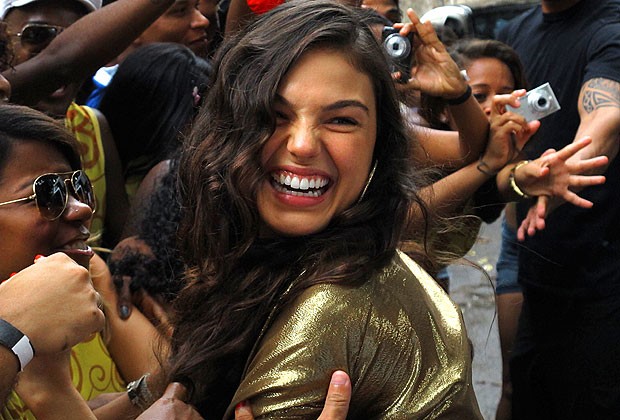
[286,124,320,159]
[62,195,93,223]
[192,8,210,29]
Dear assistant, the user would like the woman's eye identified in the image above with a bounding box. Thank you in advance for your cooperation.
[275,111,289,124]
[328,117,357,126]
[473,93,487,103]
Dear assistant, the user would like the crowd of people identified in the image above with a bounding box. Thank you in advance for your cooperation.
[0,0,618,418]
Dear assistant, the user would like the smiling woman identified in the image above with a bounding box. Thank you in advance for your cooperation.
[158,0,482,418]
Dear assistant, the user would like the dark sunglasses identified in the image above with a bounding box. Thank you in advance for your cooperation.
[11,23,64,49]
[0,170,96,220]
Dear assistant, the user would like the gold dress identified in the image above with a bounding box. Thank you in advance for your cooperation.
[225,251,482,419]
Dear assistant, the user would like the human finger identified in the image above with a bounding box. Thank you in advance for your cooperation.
[571,155,609,173]
[406,9,445,52]
[162,382,188,401]
[318,371,351,420]
[569,174,606,187]
[234,401,254,420]
[562,190,594,209]
[113,274,133,320]
[555,136,592,160]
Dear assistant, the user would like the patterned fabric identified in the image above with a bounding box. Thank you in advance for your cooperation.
[65,103,106,246]
[1,333,125,419]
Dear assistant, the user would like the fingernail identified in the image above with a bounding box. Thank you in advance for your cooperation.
[235,401,248,409]
[34,254,44,262]
[331,371,348,385]
[120,305,130,318]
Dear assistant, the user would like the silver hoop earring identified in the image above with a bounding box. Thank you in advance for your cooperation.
[358,160,377,203]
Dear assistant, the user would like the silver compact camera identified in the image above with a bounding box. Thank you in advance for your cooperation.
[382,26,413,83]
[506,82,561,122]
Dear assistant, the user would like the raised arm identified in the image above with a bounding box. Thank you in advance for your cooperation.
[511,77,620,238]
[397,9,489,167]
[3,0,174,105]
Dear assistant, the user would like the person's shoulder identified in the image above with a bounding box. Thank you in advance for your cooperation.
[496,5,539,42]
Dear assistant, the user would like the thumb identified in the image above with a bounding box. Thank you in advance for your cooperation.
[234,401,254,420]
[318,370,351,420]
[162,382,188,401]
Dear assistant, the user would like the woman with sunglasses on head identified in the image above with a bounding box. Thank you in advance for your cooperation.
[0,104,162,419]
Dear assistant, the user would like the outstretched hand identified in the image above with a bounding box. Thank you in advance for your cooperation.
[515,137,608,240]
[393,9,467,98]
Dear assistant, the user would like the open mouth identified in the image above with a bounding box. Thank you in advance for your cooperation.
[270,170,330,197]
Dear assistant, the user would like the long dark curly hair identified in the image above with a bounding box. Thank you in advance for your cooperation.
[167,0,430,416]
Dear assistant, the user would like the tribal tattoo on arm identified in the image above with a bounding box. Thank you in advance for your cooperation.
[582,78,620,113]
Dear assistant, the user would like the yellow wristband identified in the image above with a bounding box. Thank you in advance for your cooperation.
[509,160,532,199]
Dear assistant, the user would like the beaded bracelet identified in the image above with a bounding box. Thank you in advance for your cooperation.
[509,160,532,199]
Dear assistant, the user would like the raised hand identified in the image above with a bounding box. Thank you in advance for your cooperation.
[480,90,540,174]
[513,137,608,240]
[393,9,467,98]
[513,137,607,205]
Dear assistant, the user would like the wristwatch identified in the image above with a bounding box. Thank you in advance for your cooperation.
[127,373,154,411]
[0,318,35,371]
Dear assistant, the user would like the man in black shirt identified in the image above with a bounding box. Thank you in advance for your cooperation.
[497,0,620,418]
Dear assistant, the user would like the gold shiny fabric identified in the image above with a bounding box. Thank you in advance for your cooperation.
[225,251,482,419]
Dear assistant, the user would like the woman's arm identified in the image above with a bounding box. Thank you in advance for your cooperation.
[396,9,489,167]
[90,254,165,382]
[4,0,174,106]
[14,351,97,420]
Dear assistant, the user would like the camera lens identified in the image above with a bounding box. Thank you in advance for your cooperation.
[383,34,411,59]
[529,93,549,111]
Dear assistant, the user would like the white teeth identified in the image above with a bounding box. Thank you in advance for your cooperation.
[62,241,88,251]
[271,171,329,195]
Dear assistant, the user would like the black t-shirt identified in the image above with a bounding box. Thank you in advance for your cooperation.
[498,0,620,296]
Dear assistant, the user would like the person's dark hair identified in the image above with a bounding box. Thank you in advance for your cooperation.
[98,42,212,182]
[419,38,527,130]
[167,0,430,415]
[450,38,528,90]
[0,104,80,177]
[108,158,185,301]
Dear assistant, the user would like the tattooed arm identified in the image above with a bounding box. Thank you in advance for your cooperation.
[516,77,620,238]
[568,77,620,170]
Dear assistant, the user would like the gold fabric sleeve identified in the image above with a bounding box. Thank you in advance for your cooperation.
[225,251,482,419]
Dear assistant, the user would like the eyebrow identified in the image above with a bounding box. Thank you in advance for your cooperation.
[275,94,370,114]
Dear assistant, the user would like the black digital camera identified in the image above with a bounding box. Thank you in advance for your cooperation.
[382,26,413,83]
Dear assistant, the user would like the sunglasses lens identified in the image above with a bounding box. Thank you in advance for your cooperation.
[34,174,67,220]
[71,171,96,211]
[21,25,58,47]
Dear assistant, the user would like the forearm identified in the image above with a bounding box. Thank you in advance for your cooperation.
[104,298,164,382]
[567,77,620,173]
[25,386,96,420]
[0,347,18,407]
[4,0,174,105]
[446,94,490,165]
[421,162,495,217]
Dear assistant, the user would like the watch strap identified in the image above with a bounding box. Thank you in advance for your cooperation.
[0,318,35,371]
